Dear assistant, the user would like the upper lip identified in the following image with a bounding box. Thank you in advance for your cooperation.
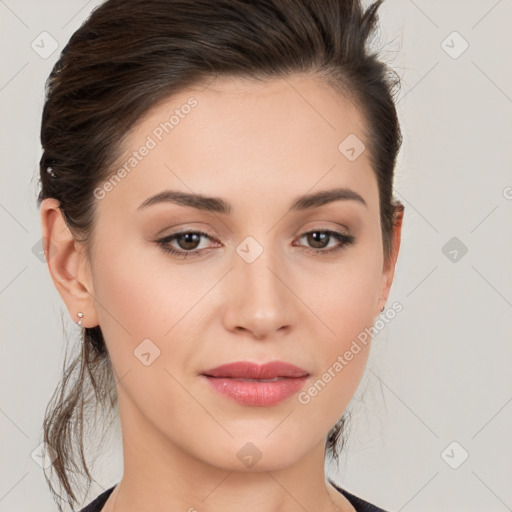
[201,361,310,379]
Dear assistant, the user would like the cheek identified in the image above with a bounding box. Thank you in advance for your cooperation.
[91,232,208,338]
[297,245,382,343]
[294,277,376,429]
[89,242,208,419]
[92,252,160,341]
[328,266,380,340]
[89,234,229,402]
[296,246,382,412]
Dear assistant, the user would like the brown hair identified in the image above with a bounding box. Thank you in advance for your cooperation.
[37,0,403,509]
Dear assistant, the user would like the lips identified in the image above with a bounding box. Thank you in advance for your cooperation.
[201,361,310,379]
[200,361,310,406]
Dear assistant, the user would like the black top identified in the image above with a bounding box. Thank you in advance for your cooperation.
[79,480,388,512]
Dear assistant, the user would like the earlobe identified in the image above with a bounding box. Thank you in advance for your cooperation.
[40,198,98,328]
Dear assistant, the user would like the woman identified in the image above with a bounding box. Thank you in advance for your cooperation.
[37,0,404,510]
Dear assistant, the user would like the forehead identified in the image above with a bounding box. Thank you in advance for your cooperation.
[99,74,378,217]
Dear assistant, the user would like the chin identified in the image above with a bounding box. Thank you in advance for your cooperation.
[197,435,312,473]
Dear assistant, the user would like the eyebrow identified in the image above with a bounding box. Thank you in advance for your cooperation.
[136,187,367,214]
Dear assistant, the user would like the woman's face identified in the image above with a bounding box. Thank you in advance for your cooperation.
[61,75,399,470]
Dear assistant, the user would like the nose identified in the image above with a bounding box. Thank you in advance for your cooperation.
[221,243,297,340]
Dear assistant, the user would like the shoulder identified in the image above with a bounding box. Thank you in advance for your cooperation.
[78,485,116,512]
[329,479,390,512]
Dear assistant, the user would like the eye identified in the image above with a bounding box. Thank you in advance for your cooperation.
[155,228,355,259]
[156,229,220,259]
[293,229,355,255]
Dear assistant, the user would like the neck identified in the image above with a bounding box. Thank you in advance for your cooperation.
[100,394,355,512]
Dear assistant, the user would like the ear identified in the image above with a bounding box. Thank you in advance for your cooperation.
[40,198,99,328]
[376,203,404,315]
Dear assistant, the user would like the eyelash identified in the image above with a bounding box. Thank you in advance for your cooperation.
[155,228,355,259]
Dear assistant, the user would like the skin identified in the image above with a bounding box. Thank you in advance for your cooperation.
[40,74,403,512]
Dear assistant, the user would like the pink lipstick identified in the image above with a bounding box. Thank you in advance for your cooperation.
[200,361,310,406]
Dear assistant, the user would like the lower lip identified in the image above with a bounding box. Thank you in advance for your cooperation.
[201,375,309,406]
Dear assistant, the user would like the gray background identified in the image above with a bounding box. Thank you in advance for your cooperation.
[1,0,511,510]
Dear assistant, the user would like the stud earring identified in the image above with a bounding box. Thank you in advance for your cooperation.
[76,312,84,326]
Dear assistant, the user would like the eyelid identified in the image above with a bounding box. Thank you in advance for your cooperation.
[156,225,219,240]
